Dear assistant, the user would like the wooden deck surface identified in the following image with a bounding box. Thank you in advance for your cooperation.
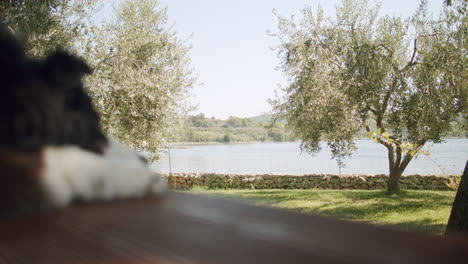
[1,191,467,264]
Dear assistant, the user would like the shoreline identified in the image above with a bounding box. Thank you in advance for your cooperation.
[167,137,468,147]
[162,140,300,149]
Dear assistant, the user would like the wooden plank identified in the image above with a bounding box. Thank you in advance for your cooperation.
[1,191,467,264]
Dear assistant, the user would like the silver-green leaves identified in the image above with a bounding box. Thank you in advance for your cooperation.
[270,0,467,193]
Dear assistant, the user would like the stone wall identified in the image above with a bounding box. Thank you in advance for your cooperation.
[163,173,461,191]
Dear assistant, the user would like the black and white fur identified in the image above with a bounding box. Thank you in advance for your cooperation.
[0,26,165,216]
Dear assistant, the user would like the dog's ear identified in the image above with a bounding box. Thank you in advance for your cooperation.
[0,25,26,83]
[41,50,92,89]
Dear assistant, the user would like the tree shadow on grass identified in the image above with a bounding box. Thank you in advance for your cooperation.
[384,219,448,234]
[203,189,326,205]
[337,190,454,204]
[273,206,448,234]
[214,190,454,211]
[195,189,455,234]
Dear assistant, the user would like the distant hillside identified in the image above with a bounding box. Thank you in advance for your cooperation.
[248,114,273,123]
[248,114,287,125]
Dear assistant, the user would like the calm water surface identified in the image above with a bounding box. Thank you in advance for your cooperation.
[152,139,467,175]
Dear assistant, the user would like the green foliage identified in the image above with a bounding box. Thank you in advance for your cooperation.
[267,129,285,142]
[85,0,196,157]
[188,113,210,127]
[175,114,295,143]
[221,133,233,143]
[0,0,99,57]
[270,0,467,192]
[223,116,254,128]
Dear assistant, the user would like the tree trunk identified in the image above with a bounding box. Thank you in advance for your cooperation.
[386,145,415,194]
[388,170,402,194]
[446,160,468,234]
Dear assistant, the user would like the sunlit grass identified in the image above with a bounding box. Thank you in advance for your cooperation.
[188,188,456,234]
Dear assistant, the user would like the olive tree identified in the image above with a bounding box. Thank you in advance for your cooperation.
[0,0,99,57]
[270,0,467,193]
[86,0,196,157]
[2,0,195,158]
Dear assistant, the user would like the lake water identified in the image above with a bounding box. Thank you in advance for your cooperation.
[152,139,467,175]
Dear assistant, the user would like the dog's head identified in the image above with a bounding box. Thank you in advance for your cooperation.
[0,25,107,153]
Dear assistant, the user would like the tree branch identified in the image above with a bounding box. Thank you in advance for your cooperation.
[387,143,396,174]
[395,142,402,171]
[402,33,440,72]
[317,41,343,69]
[397,139,427,175]
[365,125,371,133]
[380,78,398,115]
[369,108,378,116]
[402,38,418,71]
[375,43,394,57]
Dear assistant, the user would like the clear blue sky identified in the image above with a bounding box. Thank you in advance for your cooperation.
[96,0,444,119]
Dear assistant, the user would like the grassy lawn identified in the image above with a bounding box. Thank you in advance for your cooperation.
[188,188,456,235]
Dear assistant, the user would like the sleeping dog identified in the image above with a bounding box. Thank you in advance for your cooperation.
[0,26,165,216]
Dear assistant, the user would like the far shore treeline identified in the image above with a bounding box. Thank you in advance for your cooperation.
[174,114,294,143]
[173,113,466,144]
